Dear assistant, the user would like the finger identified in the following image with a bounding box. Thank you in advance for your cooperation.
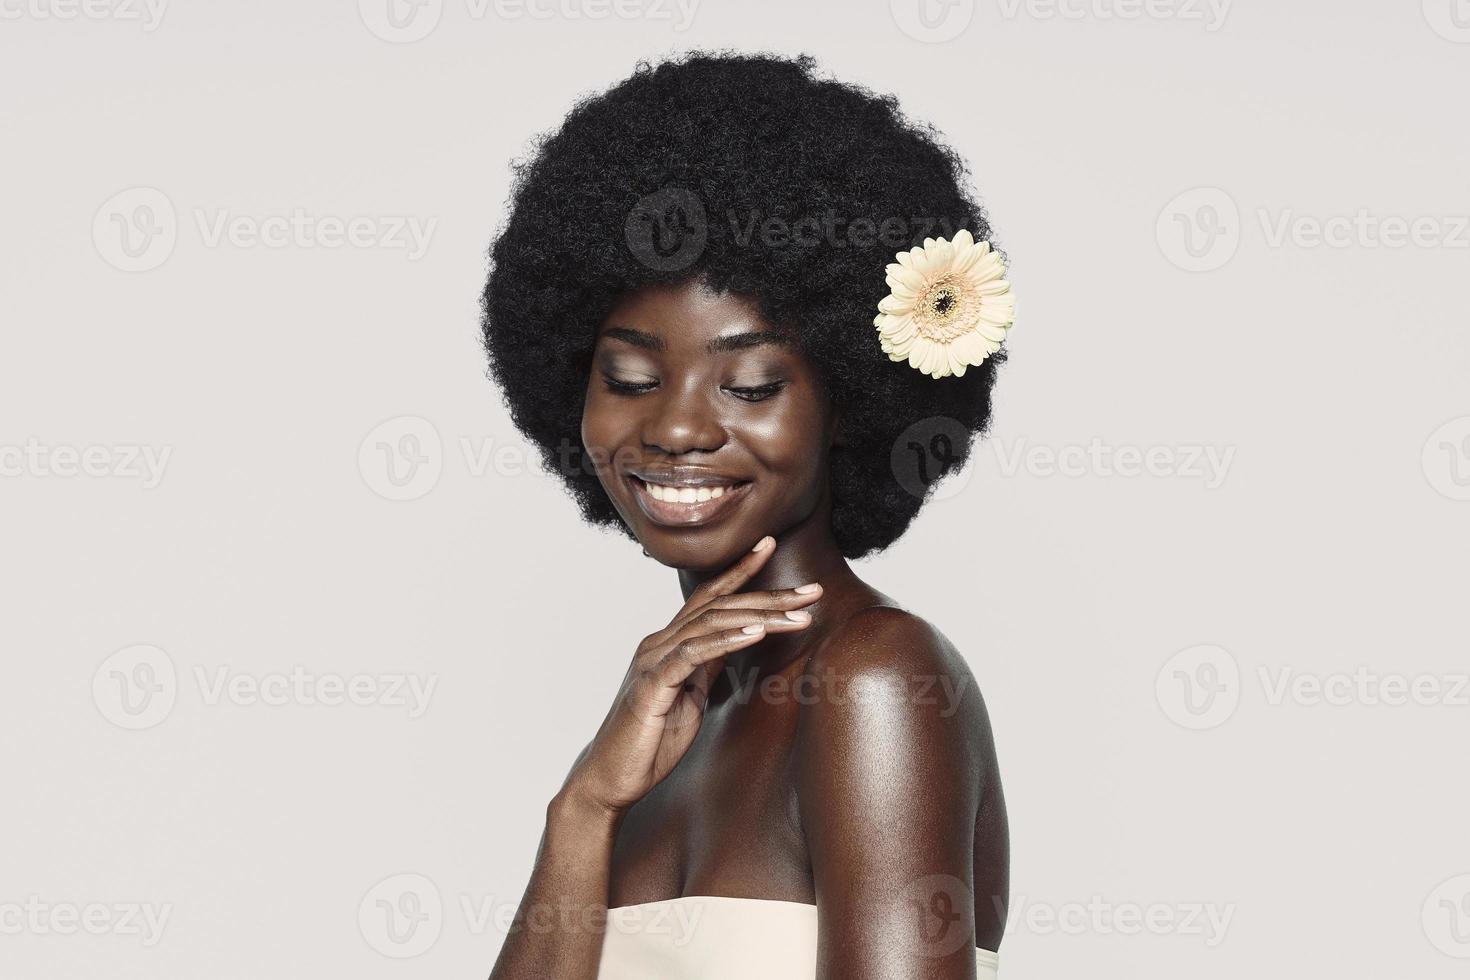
[651,625,770,703]
[663,581,823,643]
[631,574,807,676]
[635,604,815,670]
[625,625,767,726]
[675,534,777,617]
[686,583,823,616]
[675,605,816,642]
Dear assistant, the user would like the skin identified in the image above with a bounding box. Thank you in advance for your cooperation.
[489,279,1008,980]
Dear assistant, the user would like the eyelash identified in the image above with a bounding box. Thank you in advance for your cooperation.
[602,378,787,402]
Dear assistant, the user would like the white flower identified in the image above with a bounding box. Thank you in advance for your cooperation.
[873,229,1015,379]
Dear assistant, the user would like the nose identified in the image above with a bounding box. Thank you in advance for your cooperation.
[641,379,726,456]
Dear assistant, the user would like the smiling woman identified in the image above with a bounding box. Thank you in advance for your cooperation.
[481,51,1012,980]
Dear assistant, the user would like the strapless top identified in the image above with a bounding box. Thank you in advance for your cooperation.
[597,895,1000,979]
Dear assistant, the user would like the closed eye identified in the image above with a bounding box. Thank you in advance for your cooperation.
[603,377,658,395]
[725,381,787,402]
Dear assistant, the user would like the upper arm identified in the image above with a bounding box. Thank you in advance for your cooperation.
[795,607,999,979]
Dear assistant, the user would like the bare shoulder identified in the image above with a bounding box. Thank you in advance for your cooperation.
[794,603,996,808]
[801,604,990,731]
[805,604,975,687]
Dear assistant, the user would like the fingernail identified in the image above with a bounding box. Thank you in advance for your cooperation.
[742,623,766,634]
[785,610,811,622]
[794,583,821,594]
[752,535,773,552]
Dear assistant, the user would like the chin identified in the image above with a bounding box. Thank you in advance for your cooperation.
[638,530,744,572]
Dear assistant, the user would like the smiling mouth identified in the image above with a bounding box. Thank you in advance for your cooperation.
[627,475,753,527]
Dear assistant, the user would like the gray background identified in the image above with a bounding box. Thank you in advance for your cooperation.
[3,1,1468,977]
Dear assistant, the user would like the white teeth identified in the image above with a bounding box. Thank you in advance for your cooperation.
[642,479,737,503]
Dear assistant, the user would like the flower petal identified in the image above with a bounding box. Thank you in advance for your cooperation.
[975,322,1008,345]
[884,278,918,302]
[946,345,967,378]
[886,262,923,292]
[971,250,1004,283]
[880,317,917,344]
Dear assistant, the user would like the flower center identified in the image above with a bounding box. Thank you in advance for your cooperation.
[930,286,959,321]
[915,276,976,343]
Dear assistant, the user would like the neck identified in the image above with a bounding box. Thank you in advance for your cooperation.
[682,495,857,698]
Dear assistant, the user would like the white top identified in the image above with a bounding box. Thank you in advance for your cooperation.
[598,895,1000,979]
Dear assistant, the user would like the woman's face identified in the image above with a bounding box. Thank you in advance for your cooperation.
[581,279,839,572]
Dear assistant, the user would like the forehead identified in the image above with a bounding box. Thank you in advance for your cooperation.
[597,281,785,351]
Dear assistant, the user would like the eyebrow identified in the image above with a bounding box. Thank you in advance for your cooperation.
[600,326,793,355]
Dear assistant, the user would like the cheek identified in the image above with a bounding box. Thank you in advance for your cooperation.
[581,380,622,441]
[579,387,626,481]
[741,401,832,492]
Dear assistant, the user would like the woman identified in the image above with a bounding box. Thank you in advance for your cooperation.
[482,51,1013,980]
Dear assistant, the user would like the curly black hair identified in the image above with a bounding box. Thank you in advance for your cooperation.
[481,51,1007,560]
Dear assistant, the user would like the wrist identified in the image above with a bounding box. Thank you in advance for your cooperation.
[547,785,625,839]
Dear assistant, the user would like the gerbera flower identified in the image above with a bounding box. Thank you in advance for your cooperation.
[874,229,1015,379]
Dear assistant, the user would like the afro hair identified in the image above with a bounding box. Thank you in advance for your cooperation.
[481,51,1007,559]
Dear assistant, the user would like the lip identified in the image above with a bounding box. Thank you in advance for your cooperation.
[628,466,745,489]
[625,473,753,528]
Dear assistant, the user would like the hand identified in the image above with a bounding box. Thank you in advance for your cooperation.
[561,535,822,815]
